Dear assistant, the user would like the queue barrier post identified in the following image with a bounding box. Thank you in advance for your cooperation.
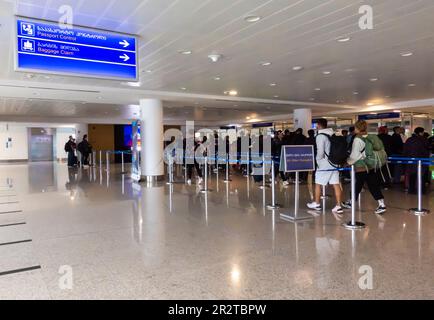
[99,150,102,169]
[166,154,174,185]
[224,153,232,183]
[106,151,110,172]
[259,154,270,190]
[267,159,281,210]
[344,165,366,230]
[121,152,126,174]
[280,171,313,222]
[200,156,212,193]
[409,160,430,216]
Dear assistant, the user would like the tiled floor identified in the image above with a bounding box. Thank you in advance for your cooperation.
[0,162,433,300]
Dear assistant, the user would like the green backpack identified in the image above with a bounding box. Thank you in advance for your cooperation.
[361,134,388,171]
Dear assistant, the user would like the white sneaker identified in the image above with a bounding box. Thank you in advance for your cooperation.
[282,181,290,186]
[307,202,322,211]
[187,179,192,185]
[198,178,203,185]
[332,206,344,214]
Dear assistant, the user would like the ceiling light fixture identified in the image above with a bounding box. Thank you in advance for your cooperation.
[408,83,416,87]
[178,50,192,55]
[213,76,221,81]
[322,71,331,75]
[180,87,187,91]
[292,66,303,71]
[337,36,351,42]
[353,91,359,95]
[260,61,272,66]
[273,95,279,98]
[315,88,321,91]
[244,15,261,23]
[393,110,401,113]
[367,102,374,106]
[126,82,141,87]
[370,78,378,82]
[400,52,413,57]
[269,83,277,87]
[208,54,222,62]
[228,90,238,96]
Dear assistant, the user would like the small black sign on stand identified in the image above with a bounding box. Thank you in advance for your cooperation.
[280,145,316,223]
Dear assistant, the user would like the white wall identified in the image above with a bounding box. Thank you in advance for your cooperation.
[0,122,77,161]
[0,123,28,161]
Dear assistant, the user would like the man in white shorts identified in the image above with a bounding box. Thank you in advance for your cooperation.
[307,118,344,214]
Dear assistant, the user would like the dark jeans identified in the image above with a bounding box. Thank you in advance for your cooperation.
[82,153,90,166]
[187,163,202,180]
[67,151,76,167]
[355,170,384,201]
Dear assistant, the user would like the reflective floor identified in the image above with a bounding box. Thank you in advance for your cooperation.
[0,162,433,300]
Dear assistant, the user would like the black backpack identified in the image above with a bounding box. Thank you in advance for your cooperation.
[319,134,349,167]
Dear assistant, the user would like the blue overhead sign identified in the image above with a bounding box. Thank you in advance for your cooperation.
[16,18,138,80]
[282,145,315,173]
[358,112,401,121]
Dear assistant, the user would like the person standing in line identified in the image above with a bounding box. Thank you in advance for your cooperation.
[307,119,344,214]
[77,134,92,167]
[377,126,393,188]
[390,126,404,184]
[403,127,430,194]
[64,136,77,168]
[343,120,387,215]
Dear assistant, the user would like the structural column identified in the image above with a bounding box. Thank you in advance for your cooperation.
[140,99,164,183]
[293,108,312,134]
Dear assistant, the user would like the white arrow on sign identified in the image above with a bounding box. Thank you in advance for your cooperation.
[119,40,130,48]
[119,54,130,62]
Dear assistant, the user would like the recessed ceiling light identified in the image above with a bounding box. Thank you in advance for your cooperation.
[227,90,238,96]
[353,91,359,95]
[246,116,251,120]
[345,68,356,72]
[178,50,192,55]
[44,76,51,79]
[310,98,315,101]
[370,78,378,82]
[180,87,187,91]
[244,15,261,23]
[393,110,401,113]
[234,104,238,107]
[400,52,413,57]
[260,61,272,66]
[273,95,279,98]
[337,36,351,42]
[322,71,331,75]
[213,76,221,81]
[315,88,321,91]
[126,82,141,87]
[367,103,375,106]
[97,96,102,100]
[143,70,152,73]
[408,83,416,87]
[292,66,303,71]
[269,83,277,87]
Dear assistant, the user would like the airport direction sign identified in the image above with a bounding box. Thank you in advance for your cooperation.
[16,18,138,81]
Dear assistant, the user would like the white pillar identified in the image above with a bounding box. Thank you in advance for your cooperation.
[293,108,312,134]
[140,99,164,182]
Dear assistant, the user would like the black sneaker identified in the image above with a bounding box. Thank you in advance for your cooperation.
[341,201,352,209]
[374,206,387,215]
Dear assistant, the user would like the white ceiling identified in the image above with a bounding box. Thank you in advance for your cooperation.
[0,0,433,124]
